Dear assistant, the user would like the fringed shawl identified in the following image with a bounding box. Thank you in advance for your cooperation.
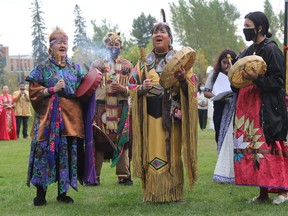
[130,63,198,190]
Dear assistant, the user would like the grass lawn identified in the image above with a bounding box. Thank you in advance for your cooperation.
[0,129,287,216]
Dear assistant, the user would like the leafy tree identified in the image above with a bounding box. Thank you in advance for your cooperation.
[131,12,156,48]
[30,0,48,66]
[91,19,118,48]
[169,0,245,80]
[264,0,283,46]
[72,4,92,71]
[193,48,209,82]
[89,19,119,63]
[278,10,284,43]
[90,19,137,66]
[121,40,152,67]
[0,46,6,86]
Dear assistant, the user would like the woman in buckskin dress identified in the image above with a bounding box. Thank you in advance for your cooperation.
[129,22,198,202]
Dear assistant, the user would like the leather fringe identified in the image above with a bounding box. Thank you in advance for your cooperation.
[142,159,184,202]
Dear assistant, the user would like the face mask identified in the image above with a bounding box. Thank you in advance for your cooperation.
[200,86,205,91]
[20,88,25,91]
[108,47,121,60]
[243,28,256,41]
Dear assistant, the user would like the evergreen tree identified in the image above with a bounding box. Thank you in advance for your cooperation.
[131,12,157,48]
[31,0,48,66]
[73,4,90,51]
[72,4,92,69]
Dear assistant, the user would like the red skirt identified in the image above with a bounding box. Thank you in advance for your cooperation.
[234,85,288,190]
[0,108,17,140]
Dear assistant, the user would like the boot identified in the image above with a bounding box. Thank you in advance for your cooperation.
[56,192,74,204]
[33,185,47,206]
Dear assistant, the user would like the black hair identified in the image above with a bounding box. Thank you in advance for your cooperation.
[245,11,272,38]
[151,22,173,45]
[197,82,205,92]
[212,49,237,83]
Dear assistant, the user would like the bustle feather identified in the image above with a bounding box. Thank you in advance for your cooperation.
[160,9,166,23]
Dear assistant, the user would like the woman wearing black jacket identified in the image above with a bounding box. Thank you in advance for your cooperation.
[233,11,288,204]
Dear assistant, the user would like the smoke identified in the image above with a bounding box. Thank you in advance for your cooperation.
[72,41,113,72]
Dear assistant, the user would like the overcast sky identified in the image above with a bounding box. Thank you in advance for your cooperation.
[0,0,283,56]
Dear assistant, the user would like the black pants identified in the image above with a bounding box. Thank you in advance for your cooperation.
[16,116,29,138]
[198,109,207,130]
[213,100,225,143]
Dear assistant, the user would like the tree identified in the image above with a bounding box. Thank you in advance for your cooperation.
[0,46,6,86]
[30,0,48,66]
[90,19,119,61]
[131,12,157,48]
[72,4,92,70]
[90,19,138,66]
[91,19,118,47]
[264,0,283,46]
[169,0,245,81]
[73,4,90,51]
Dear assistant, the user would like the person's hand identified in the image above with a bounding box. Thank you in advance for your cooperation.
[54,79,65,92]
[243,67,258,81]
[121,62,132,75]
[142,79,153,90]
[89,68,103,87]
[174,66,186,82]
[110,83,126,94]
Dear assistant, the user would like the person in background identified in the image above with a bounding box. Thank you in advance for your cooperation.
[204,49,236,145]
[204,49,237,184]
[233,11,288,204]
[197,82,208,130]
[129,22,198,202]
[91,32,133,186]
[0,85,17,140]
[26,27,101,206]
[13,81,32,139]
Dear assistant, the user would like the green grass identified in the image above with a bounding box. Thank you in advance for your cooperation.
[0,129,287,216]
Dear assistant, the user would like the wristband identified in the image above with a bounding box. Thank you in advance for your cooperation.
[47,87,55,95]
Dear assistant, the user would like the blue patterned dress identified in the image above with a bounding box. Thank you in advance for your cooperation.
[26,58,92,193]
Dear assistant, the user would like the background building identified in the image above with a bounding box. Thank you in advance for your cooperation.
[9,54,34,81]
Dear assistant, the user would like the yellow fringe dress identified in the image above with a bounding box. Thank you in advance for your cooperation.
[129,51,198,202]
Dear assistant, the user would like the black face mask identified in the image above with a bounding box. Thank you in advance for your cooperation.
[243,28,256,41]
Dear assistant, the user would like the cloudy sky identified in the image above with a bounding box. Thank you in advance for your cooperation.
[0,0,283,56]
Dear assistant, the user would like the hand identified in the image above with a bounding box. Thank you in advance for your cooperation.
[142,79,153,90]
[121,67,130,75]
[121,62,132,75]
[90,68,103,87]
[174,66,186,82]
[54,79,65,92]
[110,83,126,94]
[242,67,258,81]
